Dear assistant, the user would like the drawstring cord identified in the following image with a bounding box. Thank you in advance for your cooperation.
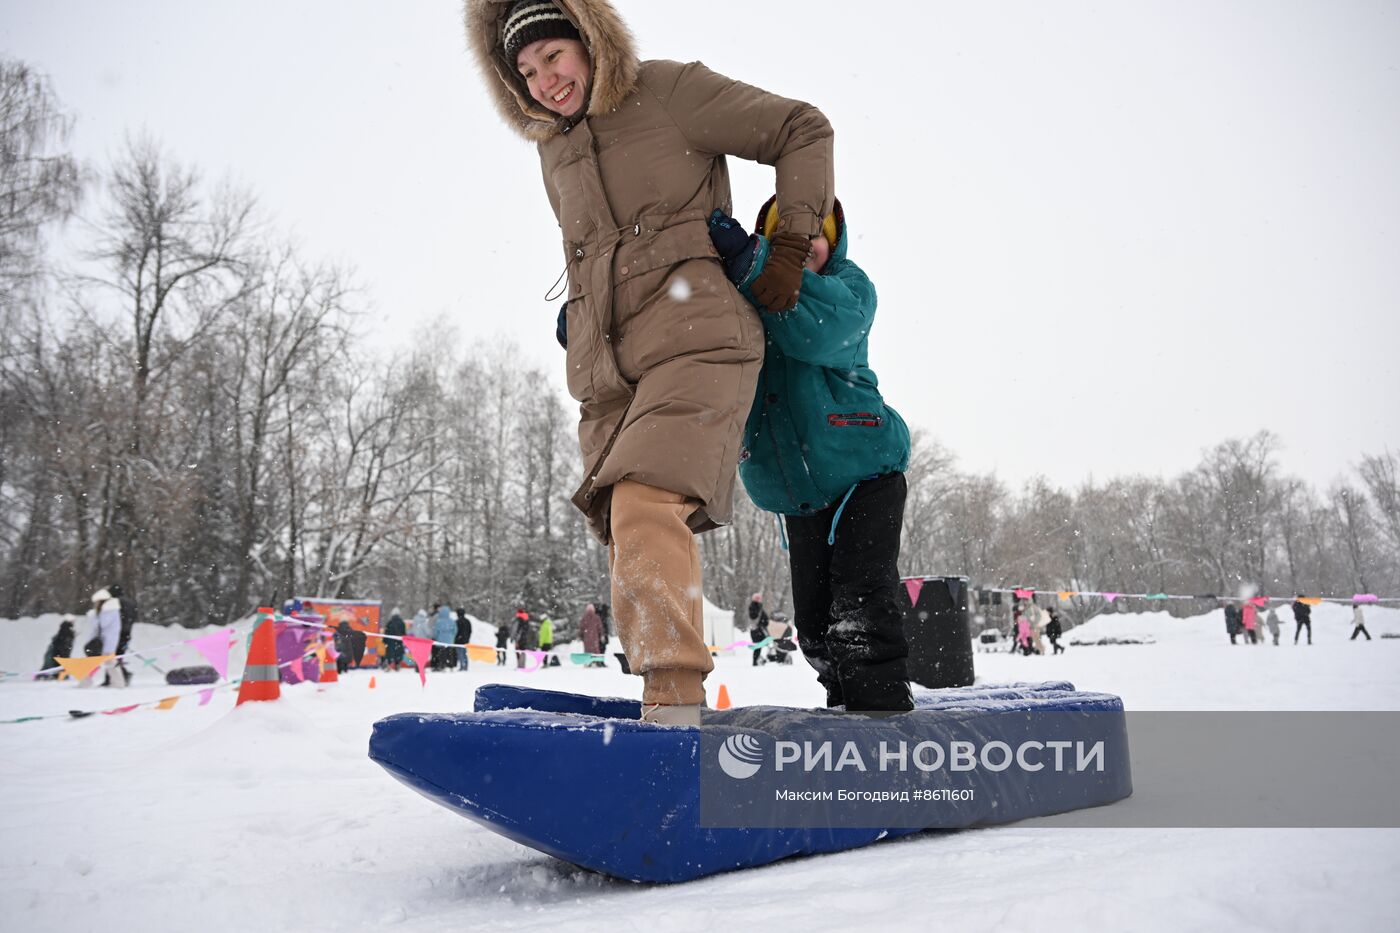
[544,263,569,302]
[827,482,860,546]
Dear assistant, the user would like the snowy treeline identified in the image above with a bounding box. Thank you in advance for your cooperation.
[3,59,1397,629]
[901,431,1400,624]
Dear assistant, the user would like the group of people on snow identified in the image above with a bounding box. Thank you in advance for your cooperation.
[746,594,797,666]
[1007,601,1066,656]
[1222,596,1373,646]
[39,583,139,686]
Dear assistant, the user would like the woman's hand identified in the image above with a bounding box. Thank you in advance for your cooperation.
[750,231,810,311]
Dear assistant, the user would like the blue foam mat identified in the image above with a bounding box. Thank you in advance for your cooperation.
[369,681,1132,883]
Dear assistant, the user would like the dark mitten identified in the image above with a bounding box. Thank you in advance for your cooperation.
[708,209,758,284]
[750,231,810,312]
[556,301,568,349]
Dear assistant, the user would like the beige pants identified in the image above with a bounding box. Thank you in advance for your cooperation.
[609,480,713,705]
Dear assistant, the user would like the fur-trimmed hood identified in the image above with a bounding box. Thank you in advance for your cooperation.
[464,0,640,142]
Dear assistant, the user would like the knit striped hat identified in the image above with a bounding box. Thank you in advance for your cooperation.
[502,1,580,62]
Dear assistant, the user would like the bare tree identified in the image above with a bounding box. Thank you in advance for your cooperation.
[0,58,83,300]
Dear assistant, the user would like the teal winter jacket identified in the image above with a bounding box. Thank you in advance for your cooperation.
[734,220,910,516]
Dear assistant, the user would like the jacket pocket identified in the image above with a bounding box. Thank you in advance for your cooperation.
[826,411,884,427]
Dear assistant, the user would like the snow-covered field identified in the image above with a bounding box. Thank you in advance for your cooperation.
[3,603,1398,932]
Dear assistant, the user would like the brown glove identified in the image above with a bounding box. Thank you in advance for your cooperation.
[749,231,810,312]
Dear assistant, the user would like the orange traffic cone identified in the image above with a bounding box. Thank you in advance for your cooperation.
[237,612,282,706]
[318,642,339,683]
[715,684,732,710]
[368,676,377,689]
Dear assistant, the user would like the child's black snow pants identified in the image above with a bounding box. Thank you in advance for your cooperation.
[784,472,913,712]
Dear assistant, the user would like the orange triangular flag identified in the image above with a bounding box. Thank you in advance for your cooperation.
[368,676,377,689]
[715,684,732,710]
[1300,597,1323,606]
[156,696,179,710]
[1058,591,1073,601]
[56,655,112,682]
[466,644,498,664]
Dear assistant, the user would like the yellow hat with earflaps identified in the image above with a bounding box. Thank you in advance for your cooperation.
[756,195,842,253]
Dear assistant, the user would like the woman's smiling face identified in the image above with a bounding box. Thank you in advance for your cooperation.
[516,38,591,117]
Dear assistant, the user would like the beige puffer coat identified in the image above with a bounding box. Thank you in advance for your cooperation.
[466,0,834,543]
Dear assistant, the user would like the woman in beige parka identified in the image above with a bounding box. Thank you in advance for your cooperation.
[466,0,834,724]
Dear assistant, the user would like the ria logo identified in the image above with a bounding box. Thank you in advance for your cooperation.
[717,734,764,779]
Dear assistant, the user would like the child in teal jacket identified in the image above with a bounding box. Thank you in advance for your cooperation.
[709,199,913,712]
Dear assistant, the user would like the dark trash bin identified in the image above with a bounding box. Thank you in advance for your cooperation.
[902,574,975,689]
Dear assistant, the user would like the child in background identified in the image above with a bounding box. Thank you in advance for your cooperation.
[709,199,913,712]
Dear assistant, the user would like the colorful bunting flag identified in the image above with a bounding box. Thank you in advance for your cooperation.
[570,653,608,665]
[198,688,215,706]
[56,655,112,682]
[156,697,179,710]
[904,578,925,606]
[1014,588,1035,600]
[185,628,234,680]
[1299,597,1323,606]
[102,704,139,716]
[1058,591,1074,601]
[1353,594,1379,603]
[466,644,498,664]
[403,637,434,687]
[1102,593,1120,603]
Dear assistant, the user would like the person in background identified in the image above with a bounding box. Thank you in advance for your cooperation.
[748,593,769,667]
[107,583,138,684]
[38,615,76,679]
[455,608,473,670]
[1222,601,1240,644]
[383,609,407,671]
[1292,595,1313,645]
[495,622,510,666]
[82,589,126,687]
[1350,601,1372,641]
[538,613,555,655]
[1046,607,1066,655]
[1265,606,1281,646]
[511,608,534,669]
[433,602,458,671]
[334,619,354,674]
[348,623,367,670]
[1241,600,1259,645]
[579,603,605,666]
[596,603,611,655]
[1015,605,1034,657]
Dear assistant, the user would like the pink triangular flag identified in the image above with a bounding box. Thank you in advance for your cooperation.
[403,636,434,686]
[1102,593,1120,603]
[521,650,546,673]
[185,628,234,680]
[1352,594,1379,603]
[285,660,303,684]
[904,578,924,606]
[1014,588,1035,600]
[102,704,140,716]
[197,688,215,706]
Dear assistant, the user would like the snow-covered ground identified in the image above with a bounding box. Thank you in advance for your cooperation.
[2,604,1398,932]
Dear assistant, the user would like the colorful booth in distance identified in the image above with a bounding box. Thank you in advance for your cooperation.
[298,598,383,669]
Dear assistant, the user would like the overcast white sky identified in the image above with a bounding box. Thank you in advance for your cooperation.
[6,0,1398,491]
